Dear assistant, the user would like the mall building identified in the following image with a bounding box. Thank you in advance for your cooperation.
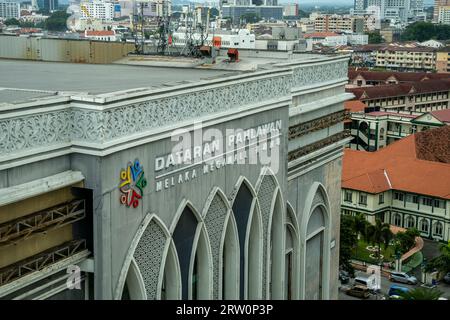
[0,52,351,300]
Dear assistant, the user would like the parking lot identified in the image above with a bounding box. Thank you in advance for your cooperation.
[338,270,450,300]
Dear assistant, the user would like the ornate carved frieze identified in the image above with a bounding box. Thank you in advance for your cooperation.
[291,60,348,89]
[287,130,351,162]
[102,76,291,141]
[0,111,71,154]
[288,110,349,140]
[0,58,349,160]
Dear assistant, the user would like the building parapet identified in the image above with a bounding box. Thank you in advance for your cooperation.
[0,56,350,169]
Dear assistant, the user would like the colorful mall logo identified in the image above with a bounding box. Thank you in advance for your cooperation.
[119,160,147,208]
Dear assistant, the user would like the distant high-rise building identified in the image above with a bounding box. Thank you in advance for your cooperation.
[0,0,20,19]
[37,0,58,12]
[437,5,450,24]
[222,4,283,22]
[221,0,277,6]
[80,1,114,20]
[353,0,424,23]
[283,3,298,17]
[354,0,368,14]
[31,0,38,11]
[434,0,450,21]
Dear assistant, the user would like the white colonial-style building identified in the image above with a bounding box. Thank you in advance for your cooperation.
[342,126,450,242]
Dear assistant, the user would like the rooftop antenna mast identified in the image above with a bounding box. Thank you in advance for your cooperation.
[132,0,145,54]
[180,5,210,57]
[157,0,171,55]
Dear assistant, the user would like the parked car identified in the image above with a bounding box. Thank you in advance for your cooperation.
[339,270,350,284]
[443,272,450,285]
[389,272,418,285]
[344,285,371,299]
[388,285,410,299]
[354,275,380,291]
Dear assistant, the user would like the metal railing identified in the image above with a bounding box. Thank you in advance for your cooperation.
[0,239,87,287]
[0,199,85,246]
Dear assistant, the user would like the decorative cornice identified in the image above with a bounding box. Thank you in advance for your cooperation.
[287,130,351,162]
[288,110,349,140]
[291,59,348,90]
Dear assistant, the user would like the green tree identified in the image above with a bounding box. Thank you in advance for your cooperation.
[352,214,369,257]
[298,10,308,18]
[4,18,20,26]
[401,22,450,41]
[340,215,357,276]
[37,9,50,15]
[399,287,443,300]
[395,228,420,254]
[353,214,368,240]
[20,21,36,28]
[367,32,383,44]
[365,218,393,261]
[425,241,450,273]
[171,12,182,19]
[210,8,219,18]
[45,10,70,31]
[35,21,46,29]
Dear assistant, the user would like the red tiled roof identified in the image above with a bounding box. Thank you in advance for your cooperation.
[352,44,385,52]
[19,28,42,33]
[366,111,417,118]
[346,79,450,100]
[344,100,366,113]
[304,32,340,38]
[85,30,115,36]
[430,109,450,123]
[342,126,450,199]
[415,125,450,163]
[410,79,450,94]
[347,85,409,100]
[380,46,437,52]
[348,69,450,83]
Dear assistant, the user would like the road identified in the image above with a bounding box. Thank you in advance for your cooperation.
[338,270,450,300]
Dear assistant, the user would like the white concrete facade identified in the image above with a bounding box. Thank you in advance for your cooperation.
[0,54,351,300]
[438,6,450,24]
[172,29,255,49]
[0,0,20,19]
[80,0,114,21]
[342,189,450,242]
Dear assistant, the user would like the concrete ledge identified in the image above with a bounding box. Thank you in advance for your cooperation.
[0,170,85,206]
[0,250,90,298]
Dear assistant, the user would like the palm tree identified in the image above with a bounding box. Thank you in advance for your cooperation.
[353,214,368,240]
[425,240,450,273]
[399,287,443,300]
[352,214,369,256]
[439,241,450,257]
[365,218,393,261]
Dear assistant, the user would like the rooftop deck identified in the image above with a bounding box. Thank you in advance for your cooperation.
[0,59,236,102]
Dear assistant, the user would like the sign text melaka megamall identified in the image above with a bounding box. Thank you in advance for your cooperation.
[154,120,282,192]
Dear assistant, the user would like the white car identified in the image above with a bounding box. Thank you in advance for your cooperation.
[389,272,418,285]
